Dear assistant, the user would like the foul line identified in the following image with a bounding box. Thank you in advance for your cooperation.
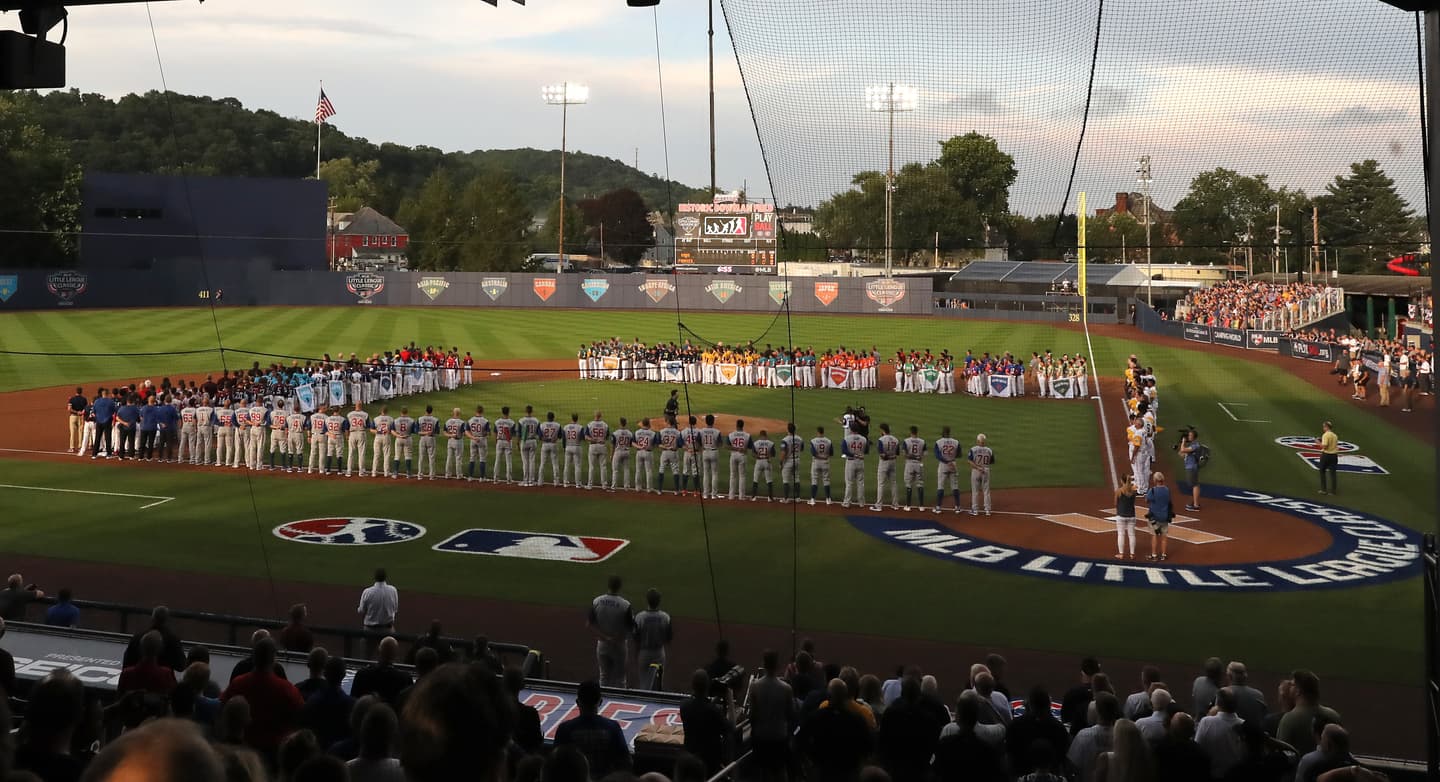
[1082,317,1120,490]
[1217,402,1271,424]
[0,483,175,510]
[0,448,79,456]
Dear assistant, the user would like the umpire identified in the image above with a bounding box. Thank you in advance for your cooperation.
[664,390,680,428]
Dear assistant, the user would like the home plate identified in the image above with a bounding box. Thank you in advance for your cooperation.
[490,372,502,376]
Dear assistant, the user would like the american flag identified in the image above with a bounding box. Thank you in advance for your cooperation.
[315,88,336,124]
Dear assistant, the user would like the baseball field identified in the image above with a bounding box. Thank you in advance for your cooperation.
[0,306,1432,751]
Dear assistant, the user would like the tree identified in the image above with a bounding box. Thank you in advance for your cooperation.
[1004,213,1076,261]
[1088,212,1147,263]
[1316,159,1417,273]
[813,172,885,255]
[398,171,461,271]
[539,196,588,256]
[891,162,983,264]
[0,93,81,267]
[318,157,380,212]
[457,170,532,272]
[578,188,653,264]
[1171,168,1276,264]
[935,132,1018,221]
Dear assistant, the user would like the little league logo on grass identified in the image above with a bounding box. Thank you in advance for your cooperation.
[434,529,628,563]
[768,281,791,305]
[481,277,509,301]
[848,485,1421,591]
[706,280,741,304]
[1275,435,1383,475]
[46,271,88,305]
[417,276,451,301]
[533,277,557,301]
[581,278,610,302]
[274,518,426,545]
[639,279,675,304]
[1275,436,1359,454]
[864,278,906,311]
[814,281,839,306]
[0,274,16,303]
[345,272,385,303]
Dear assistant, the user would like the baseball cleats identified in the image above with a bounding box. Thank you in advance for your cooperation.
[932,507,941,514]
[869,505,882,512]
[807,499,816,506]
[903,506,911,512]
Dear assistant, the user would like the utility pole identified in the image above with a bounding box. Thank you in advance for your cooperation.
[1312,206,1320,278]
[708,0,716,198]
[1137,155,1153,305]
[1273,203,1282,276]
[1245,220,1254,276]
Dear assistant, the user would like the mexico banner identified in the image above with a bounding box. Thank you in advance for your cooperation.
[921,368,940,392]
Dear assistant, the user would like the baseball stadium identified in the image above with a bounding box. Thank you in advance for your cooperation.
[0,1,1438,780]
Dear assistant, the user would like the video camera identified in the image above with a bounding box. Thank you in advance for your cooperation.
[1172,425,1196,452]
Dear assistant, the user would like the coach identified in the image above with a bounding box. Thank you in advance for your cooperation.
[91,388,117,459]
[358,568,399,655]
[66,387,87,452]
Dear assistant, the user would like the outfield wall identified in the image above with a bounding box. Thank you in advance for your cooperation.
[0,265,932,315]
[1134,300,1350,352]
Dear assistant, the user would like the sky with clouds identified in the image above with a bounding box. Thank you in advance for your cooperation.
[32,0,1433,217]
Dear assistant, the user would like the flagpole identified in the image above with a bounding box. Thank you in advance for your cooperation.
[316,81,323,180]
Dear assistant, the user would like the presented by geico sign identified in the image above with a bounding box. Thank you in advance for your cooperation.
[848,486,1421,592]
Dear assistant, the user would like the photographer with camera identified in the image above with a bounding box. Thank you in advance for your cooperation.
[680,669,736,776]
[0,574,45,621]
[1178,427,1206,512]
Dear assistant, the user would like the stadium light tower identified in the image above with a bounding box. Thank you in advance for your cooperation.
[1136,155,1153,306]
[541,82,590,265]
[866,83,917,278]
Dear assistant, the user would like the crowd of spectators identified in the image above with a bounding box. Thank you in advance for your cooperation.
[1286,327,1434,411]
[0,577,1394,782]
[1175,281,1341,331]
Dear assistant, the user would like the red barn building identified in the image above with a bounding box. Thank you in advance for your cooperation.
[329,206,410,270]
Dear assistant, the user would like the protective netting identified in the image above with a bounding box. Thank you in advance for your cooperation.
[721,0,1428,260]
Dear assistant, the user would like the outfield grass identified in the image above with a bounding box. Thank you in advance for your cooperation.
[0,306,1433,685]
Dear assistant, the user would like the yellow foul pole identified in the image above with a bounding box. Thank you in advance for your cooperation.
[1077,191,1088,324]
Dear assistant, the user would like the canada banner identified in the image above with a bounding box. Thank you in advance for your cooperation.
[827,366,852,389]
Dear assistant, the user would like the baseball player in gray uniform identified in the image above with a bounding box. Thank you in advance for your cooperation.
[751,429,775,501]
[466,405,489,481]
[249,401,269,470]
[194,398,215,465]
[370,406,394,478]
[726,419,751,501]
[632,588,672,690]
[518,405,541,487]
[841,425,868,508]
[443,408,467,479]
[562,413,584,487]
[585,411,610,490]
[933,426,961,514]
[657,420,681,494]
[416,405,439,479]
[902,425,926,511]
[873,423,901,511]
[306,406,328,474]
[587,576,635,688]
[267,400,289,471]
[539,412,562,486]
[285,405,307,473]
[392,407,415,478]
[610,417,634,491]
[178,401,198,466]
[492,407,516,484]
[780,423,804,503]
[345,402,370,477]
[699,414,722,499]
[680,416,700,496]
[967,433,995,516]
[632,419,656,494]
[809,426,833,506]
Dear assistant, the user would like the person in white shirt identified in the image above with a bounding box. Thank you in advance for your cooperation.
[1135,689,1172,747]
[1194,687,1246,779]
[1067,691,1121,781]
[1123,665,1162,719]
[358,568,399,656]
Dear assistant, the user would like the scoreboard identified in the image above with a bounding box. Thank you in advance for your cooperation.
[674,203,777,274]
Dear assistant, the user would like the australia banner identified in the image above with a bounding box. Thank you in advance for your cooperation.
[716,363,740,385]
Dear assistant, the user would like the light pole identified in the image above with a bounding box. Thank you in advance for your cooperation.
[866,83,917,277]
[1136,155,1153,306]
[541,82,590,266]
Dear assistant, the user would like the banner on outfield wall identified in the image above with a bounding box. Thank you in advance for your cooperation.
[1246,330,1282,351]
[1182,323,1211,344]
[1211,326,1245,348]
[0,265,933,315]
[1282,339,1336,363]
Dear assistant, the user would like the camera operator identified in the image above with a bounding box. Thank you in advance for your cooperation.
[1178,428,1204,512]
[0,574,45,621]
[680,669,736,776]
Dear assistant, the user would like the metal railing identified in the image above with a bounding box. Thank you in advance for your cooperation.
[22,595,544,675]
[1425,533,1439,779]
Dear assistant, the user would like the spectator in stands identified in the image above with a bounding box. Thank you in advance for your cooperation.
[117,630,177,697]
[554,679,631,778]
[747,650,798,782]
[705,639,738,687]
[327,694,377,762]
[633,588,673,690]
[407,620,453,665]
[181,662,221,727]
[1093,718,1153,782]
[1195,687,1245,777]
[1296,724,1354,782]
[1155,712,1210,782]
[545,746,591,782]
[347,702,406,782]
[277,730,322,781]
[0,574,46,621]
[837,667,877,730]
[302,656,355,752]
[879,676,941,782]
[1135,689,1172,747]
[1016,741,1066,782]
[122,606,185,671]
[1278,670,1342,755]
[858,675,885,720]
[44,588,79,628]
[295,755,349,782]
[1068,691,1121,781]
[1227,719,1296,782]
[932,691,1004,782]
[1061,657,1102,735]
[680,669,734,775]
[0,617,14,696]
[1265,680,1296,737]
[228,630,289,683]
[796,679,874,782]
[358,568,399,657]
[1007,687,1069,776]
[789,651,822,700]
[392,663,516,781]
[1124,666,1162,720]
[985,653,1011,699]
[13,669,87,782]
[352,637,413,706]
[297,647,330,700]
[587,575,635,688]
[969,671,1010,727]
[1227,661,1268,725]
[470,635,501,670]
[505,665,545,756]
[215,696,251,747]
[396,647,438,714]
[1192,657,1226,717]
[279,603,315,653]
[220,637,305,756]
[78,718,226,782]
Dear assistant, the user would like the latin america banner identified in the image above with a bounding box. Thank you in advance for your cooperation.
[921,368,940,392]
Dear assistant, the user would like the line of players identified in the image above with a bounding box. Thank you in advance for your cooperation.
[160,396,999,515]
[1122,357,1161,492]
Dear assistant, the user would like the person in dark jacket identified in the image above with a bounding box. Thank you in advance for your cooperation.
[878,676,945,782]
[122,606,186,672]
[1007,687,1070,775]
[795,679,873,782]
[932,692,1004,782]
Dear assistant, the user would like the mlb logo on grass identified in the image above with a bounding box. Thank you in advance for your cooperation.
[434,529,628,563]
[273,518,426,545]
